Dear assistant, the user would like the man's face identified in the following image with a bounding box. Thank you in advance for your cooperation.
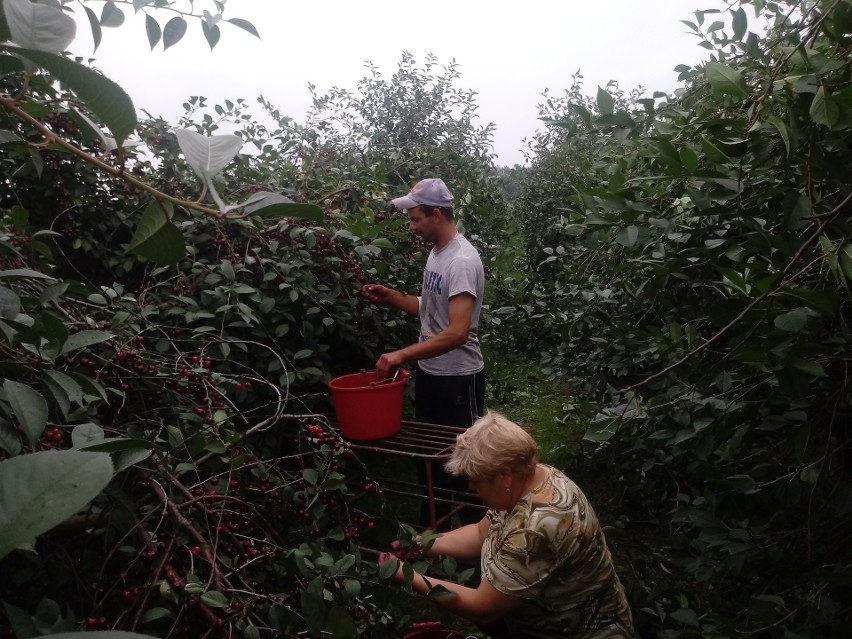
[407,206,440,244]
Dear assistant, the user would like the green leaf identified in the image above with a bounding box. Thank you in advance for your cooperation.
[766,115,791,156]
[777,287,836,315]
[41,374,70,419]
[239,191,292,213]
[145,15,161,50]
[301,577,326,637]
[800,465,820,484]
[38,282,69,305]
[0,53,25,76]
[378,557,399,580]
[791,359,827,377]
[226,18,260,38]
[38,311,68,357]
[774,309,808,332]
[0,450,113,560]
[80,438,160,453]
[303,468,319,485]
[201,20,220,50]
[839,244,852,282]
[174,128,241,183]
[4,0,76,53]
[705,61,748,98]
[127,202,185,266]
[43,370,84,405]
[140,608,173,623]
[679,146,699,172]
[615,225,639,248]
[60,329,113,355]
[3,379,48,443]
[67,371,108,402]
[219,260,236,281]
[699,135,731,163]
[670,607,700,627]
[162,16,188,50]
[247,202,323,221]
[0,285,21,319]
[732,7,747,40]
[0,268,54,280]
[0,128,23,144]
[715,371,732,392]
[583,418,619,443]
[1,46,136,144]
[200,591,229,608]
[326,606,355,639]
[293,349,313,360]
[596,86,614,116]
[71,422,105,447]
[100,2,125,28]
[83,6,102,51]
[809,87,840,127]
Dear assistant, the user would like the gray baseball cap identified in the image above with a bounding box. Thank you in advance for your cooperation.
[391,178,454,209]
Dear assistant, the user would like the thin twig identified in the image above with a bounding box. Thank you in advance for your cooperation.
[619,191,852,394]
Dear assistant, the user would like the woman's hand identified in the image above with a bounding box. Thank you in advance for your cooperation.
[390,538,424,561]
[378,539,425,583]
[377,551,403,583]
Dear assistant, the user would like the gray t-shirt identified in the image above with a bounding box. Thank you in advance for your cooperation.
[417,233,484,375]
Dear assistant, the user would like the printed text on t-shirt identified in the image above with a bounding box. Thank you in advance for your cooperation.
[422,270,443,294]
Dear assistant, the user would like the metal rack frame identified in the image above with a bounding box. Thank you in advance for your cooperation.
[326,417,485,530]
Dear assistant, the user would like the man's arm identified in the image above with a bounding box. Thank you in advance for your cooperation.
[376,293,474,378]
[361,284,419,315]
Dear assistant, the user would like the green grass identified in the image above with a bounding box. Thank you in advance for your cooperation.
[483,347,590,467]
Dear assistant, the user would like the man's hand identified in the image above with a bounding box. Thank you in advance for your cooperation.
[360,284,394,303]
[376,350,406,380]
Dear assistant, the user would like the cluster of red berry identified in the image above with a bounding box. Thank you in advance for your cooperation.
[39,426,64,449]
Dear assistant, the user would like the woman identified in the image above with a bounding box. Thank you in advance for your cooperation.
[379,412,634,639]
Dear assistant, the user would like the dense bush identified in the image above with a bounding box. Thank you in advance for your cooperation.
[492,1,852,635]
[0,3,499,638]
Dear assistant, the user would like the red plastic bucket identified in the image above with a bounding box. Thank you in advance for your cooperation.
[328,369,410,440]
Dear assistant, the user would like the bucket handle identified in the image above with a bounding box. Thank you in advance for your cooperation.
[367,368,402,387]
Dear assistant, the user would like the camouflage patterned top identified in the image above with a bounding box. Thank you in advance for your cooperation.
[482,465,634,639]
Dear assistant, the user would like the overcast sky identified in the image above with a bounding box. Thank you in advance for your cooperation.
[68,0,731,166]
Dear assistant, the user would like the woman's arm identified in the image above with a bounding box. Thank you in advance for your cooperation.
[424,517,489,560]
[395,566,523,625]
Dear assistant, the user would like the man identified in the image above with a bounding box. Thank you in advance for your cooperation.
[361,177,485,428]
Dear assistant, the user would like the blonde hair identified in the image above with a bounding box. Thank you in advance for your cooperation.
[445,411,538,480]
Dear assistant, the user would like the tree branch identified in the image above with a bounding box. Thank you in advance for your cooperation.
[619,190,852,394]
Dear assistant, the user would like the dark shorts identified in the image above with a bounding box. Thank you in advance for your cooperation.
[414,367,485,427]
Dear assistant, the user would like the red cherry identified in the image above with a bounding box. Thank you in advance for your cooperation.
[191,546,202,555]
[135,336,144,344]
[85,617,99,628]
